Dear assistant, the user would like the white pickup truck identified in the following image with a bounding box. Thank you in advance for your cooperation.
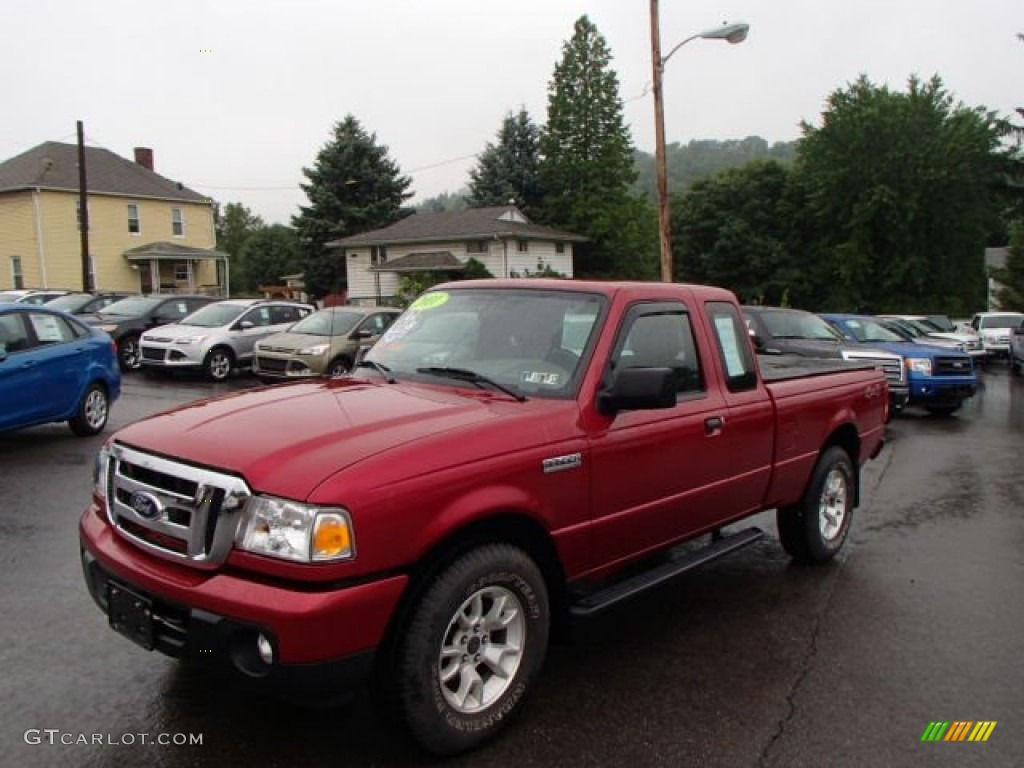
[971,311,1024,362]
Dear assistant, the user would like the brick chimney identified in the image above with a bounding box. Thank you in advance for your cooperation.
[133,147,154,171]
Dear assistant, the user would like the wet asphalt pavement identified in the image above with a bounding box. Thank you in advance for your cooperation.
[1,368,1022,767]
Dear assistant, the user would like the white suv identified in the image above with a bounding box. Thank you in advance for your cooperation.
[970,311,1024,361]
[139,299,313,380]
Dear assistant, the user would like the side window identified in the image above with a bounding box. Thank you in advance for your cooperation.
[28,313,76,346]
[614,307,704,394]
[363,314,392,334]
[0,313,32,354]
[707,302,758,392]
[270,305,301,324]
[241,307,272,327]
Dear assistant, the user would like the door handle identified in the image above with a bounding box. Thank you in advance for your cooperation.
[704,415,725,435]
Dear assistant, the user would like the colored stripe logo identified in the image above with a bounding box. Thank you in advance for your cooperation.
[921,721,997,742]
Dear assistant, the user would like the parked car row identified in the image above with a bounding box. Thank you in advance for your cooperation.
[741,305,983,416]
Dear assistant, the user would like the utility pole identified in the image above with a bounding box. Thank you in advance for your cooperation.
[77,120,92,292]
[650,0,672,282]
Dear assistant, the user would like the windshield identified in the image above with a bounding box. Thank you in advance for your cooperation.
[289,309,362,336]
[99,296,163,316]
[365,288,605,399]
[758,310,842,341]
[44,294,92,311]
[180,303,248,327]
[0,292,25,302]
[979,315,1024,330]
[838,318,905,343]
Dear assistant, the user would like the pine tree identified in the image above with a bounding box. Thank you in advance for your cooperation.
[468,108,543,215]
[292,115,412,298]
[539,15,656,278]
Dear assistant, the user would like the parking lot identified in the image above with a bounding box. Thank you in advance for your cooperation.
[2,367,1023,767]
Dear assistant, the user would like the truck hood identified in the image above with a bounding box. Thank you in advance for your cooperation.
[113,379,517,498]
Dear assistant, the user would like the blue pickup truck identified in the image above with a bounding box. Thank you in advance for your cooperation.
[821,313,977,416]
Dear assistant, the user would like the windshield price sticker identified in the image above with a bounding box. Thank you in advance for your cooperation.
[410,292,449,311]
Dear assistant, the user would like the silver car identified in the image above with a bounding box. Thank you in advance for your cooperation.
[139,299,313,380]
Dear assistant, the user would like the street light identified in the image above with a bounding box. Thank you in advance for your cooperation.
[650,3,749,282]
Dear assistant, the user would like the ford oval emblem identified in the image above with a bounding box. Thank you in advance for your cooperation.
[129,491,162,520]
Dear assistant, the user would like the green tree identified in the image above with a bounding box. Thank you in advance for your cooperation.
[417,190,470,212]
[215,202,264,293]
[236,225,301,295]
[468,108,543,214]
[673,160,808,304]
[992,221,1024,310]
[795,75,1011,314]
[538,15,656,279]
[293,115,412,298]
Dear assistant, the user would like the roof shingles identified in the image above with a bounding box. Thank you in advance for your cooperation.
[0,141,209,203]
[329,206,585,247]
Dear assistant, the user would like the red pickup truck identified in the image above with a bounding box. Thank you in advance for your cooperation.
[80,280,888,754]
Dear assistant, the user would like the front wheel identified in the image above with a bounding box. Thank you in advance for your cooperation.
[327,356,353,377]
[392,544,549,755]
[68,383,109,436]
[118,336,141,371]
[777,446,855,564]
[204,348,234,381]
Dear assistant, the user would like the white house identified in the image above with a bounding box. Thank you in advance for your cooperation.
[329,206,585,304]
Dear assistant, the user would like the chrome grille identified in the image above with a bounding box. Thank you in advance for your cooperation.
[105,444,251,569]
[842,352,906,386]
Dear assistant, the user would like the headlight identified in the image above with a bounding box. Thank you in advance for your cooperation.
[235,496,354,563]
[297,344,329,356]
[906,358,932,374]
[174,336,207,345]
[93,445,112,500]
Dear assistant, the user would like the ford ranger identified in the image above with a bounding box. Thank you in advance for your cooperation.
[80,280,888,755]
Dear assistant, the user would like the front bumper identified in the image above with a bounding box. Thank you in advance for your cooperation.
[253,353,326,379]
[80,504,407,693]
[907,378,977,406]
[139,343,204,368]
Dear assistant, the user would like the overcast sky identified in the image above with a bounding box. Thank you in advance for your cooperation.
[3,0,1020,225]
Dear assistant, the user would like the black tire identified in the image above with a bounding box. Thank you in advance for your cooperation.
[392,544,549,755]
[118,335,141,371]
[776,446,855,564]
[204,347,234,382]
[326,356,353,377]
[925,404,961,416]
[68,383,109,436]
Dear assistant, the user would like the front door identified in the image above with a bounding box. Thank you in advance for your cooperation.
[588,301,737,568]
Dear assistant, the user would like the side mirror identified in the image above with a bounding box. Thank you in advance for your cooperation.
[352,329,372,340]
[239,320,255,330]
[597,367,677,416]
[750,333,767,352]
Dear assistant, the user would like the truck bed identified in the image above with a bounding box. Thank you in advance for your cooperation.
[757,354,876,382]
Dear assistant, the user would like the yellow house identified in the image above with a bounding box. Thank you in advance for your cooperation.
[0,142,227,294]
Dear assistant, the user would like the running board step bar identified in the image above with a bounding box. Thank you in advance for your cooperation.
[569,527,764,618]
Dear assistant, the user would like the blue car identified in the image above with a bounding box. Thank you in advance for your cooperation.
[0,303,121,436]
[821,313,976,416]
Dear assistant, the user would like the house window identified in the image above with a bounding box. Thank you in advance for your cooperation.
[127,204,140,234]
[76,200,90,232]
[172,208,184,237]
[516,239,529,253]
[10,256,24,289]
[466,240,489,254]
[174,262,189,281]
[555,242,565,254]
[371,246,388,266]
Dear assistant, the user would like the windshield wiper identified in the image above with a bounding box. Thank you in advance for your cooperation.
[415,366,527,402]
[356,359,396,383]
